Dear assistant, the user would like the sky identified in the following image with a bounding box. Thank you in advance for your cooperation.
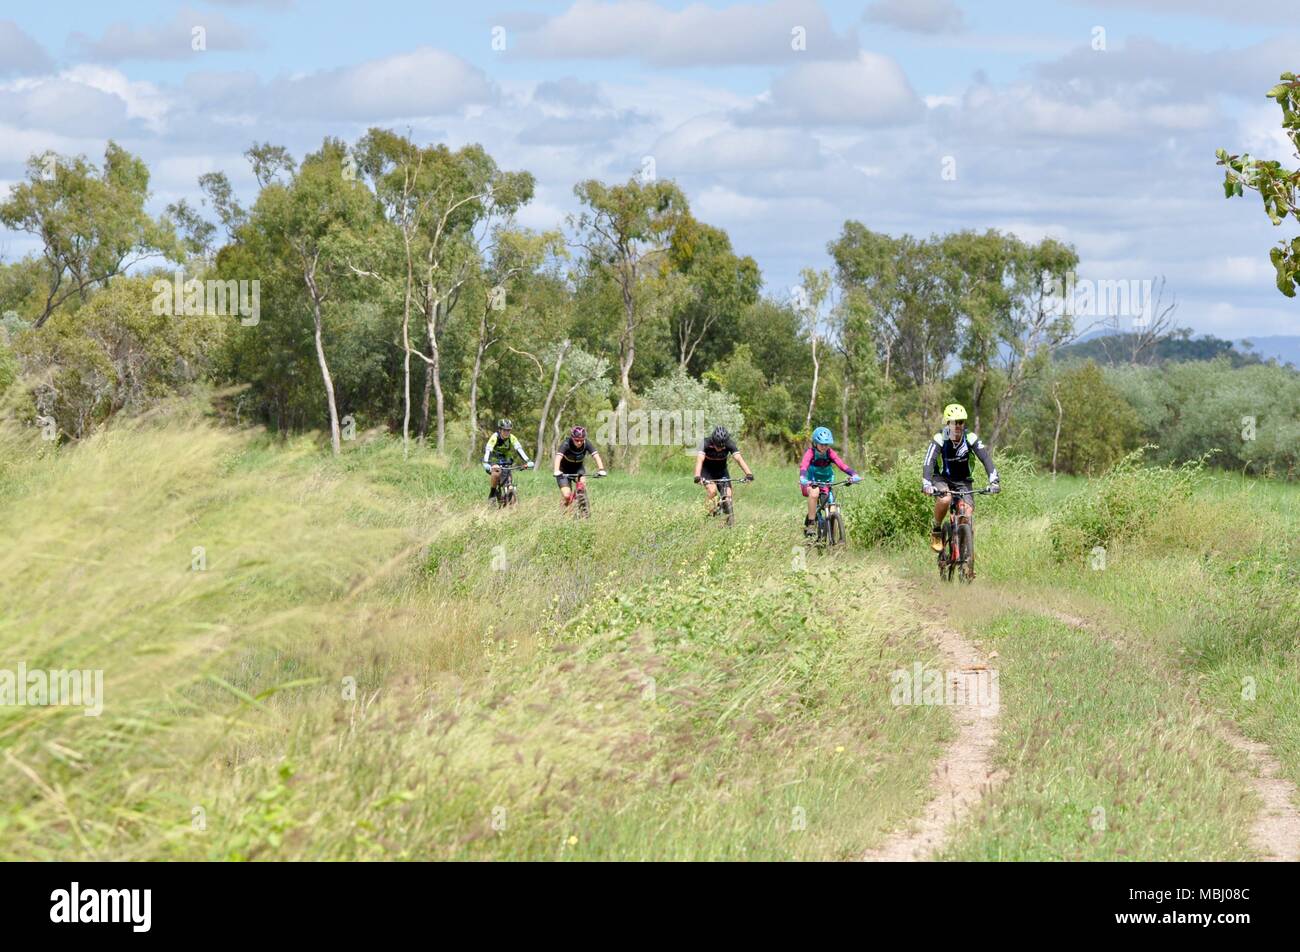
[2,0,1299,338]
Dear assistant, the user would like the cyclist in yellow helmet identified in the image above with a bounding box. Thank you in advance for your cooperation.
[921,404,1000,551]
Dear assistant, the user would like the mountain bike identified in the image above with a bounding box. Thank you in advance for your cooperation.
[808,479,853,550]
[491,461,533,509]
[700,475,752,527]
[935,486,993,583]
[566,471,604,519]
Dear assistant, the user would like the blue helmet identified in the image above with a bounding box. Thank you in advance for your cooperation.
[812,426,833,446]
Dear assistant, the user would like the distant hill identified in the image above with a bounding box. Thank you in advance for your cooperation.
[1238,336,1300,368]
[1058,330,1269,367]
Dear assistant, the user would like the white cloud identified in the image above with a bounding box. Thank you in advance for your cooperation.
[183,48,496,121]
[513,0,858,66]
[864,0,967,35]
[650,114,824,174]
[737,52,923,127]
[0,20,53,76]
[71,7,258,62]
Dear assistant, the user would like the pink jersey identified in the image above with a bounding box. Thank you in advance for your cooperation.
[799,447,856,480]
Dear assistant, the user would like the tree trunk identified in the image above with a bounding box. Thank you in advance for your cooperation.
[537,339,570,463]
[1051,381,1063,478]
[467,313,488,461]
[804,335,820,432]
[618,272,635,413]
[304,266,341,456]
[424,297,445,453]
[401,233,414,458]
[840,382,849,451]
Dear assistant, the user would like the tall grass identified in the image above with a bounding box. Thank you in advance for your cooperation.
[0,417,949,860]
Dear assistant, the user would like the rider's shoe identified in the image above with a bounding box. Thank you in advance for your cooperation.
[930,525,943,552]
[803,518,816,539]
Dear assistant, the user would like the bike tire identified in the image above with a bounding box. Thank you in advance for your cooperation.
[816,512,828,547]
[723,494,734,527]
[958,522,974,583]
[828,511,846,547]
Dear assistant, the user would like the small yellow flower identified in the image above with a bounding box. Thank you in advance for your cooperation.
[835,745,845,753]
[567,835,578,846]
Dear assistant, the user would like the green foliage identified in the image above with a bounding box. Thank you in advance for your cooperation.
[0,142,182,327]
[13,276,223,438]
[1216,72,1300,296]
[845,452,931,547]
[1046,361,1142,475]
[1048,448,1205,563]
[640,369,742,437]
[1104,359,1300,477]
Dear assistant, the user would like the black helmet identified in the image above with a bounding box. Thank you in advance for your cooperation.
[497,418,512,430]
[710,425,730,444]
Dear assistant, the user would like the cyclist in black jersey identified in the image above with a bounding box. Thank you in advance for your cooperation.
[693,425,753,516]
[922,403,1000,551]
[552,425,607,509]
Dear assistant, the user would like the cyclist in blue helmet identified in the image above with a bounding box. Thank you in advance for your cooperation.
[799,426,861,537]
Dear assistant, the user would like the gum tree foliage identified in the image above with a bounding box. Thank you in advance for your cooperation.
[1217,71,1300,296]
[13,277,222,439]
[570,177,687,412]
[0,142,181,328]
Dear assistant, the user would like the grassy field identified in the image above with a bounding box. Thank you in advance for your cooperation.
[0,417,951,860]
[1,415,1295,860]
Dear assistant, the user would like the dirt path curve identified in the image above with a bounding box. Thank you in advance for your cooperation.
[1048,609,1300,863]
[861,615,1004,862]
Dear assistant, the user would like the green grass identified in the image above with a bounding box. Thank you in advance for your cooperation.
[0,419,949,860]
[3,414,1296,860]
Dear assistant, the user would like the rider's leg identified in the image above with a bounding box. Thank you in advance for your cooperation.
[560,481,573,507]
[489,465,501,499]
[805,486,819,534]
[704,481,718,512]
[931,492,951,551]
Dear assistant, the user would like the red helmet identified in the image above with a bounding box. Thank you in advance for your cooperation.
[571,425,586,439]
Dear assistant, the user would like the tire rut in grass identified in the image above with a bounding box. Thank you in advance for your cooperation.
[861,598,1004,862]
[1047,608,1300,863]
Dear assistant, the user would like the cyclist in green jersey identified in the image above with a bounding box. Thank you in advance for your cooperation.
[482,418,533,501]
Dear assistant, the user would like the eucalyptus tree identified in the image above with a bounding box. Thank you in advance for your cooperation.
[570,177,686,414]
[0,142,181,327]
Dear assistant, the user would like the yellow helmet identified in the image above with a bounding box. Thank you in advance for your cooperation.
[943,403,968,423]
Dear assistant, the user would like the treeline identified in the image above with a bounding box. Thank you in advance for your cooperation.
[0,136,1296,477]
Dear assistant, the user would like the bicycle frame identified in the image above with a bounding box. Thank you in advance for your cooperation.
[935,486,992,581]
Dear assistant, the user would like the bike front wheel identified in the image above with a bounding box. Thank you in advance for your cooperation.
[827,511,846,548]
[958,522,974,583]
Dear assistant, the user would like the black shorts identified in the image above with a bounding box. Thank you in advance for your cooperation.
[934,478,976,506]
[700,461,730,483]
[556,470,585,488]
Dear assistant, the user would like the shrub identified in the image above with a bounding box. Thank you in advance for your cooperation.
[845,451,931,547]
[1048,447,1204,563]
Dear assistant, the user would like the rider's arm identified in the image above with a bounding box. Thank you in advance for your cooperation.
[828,449,857,478]
[591,452,606,472]
[511,435,531,466]
[921,438,939,492]
[482,433,498,466]
[798,447,813,480]
[971,436,998,483]
[694,451,705,479]
[552,452,563,475]
[733,452,752,477]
